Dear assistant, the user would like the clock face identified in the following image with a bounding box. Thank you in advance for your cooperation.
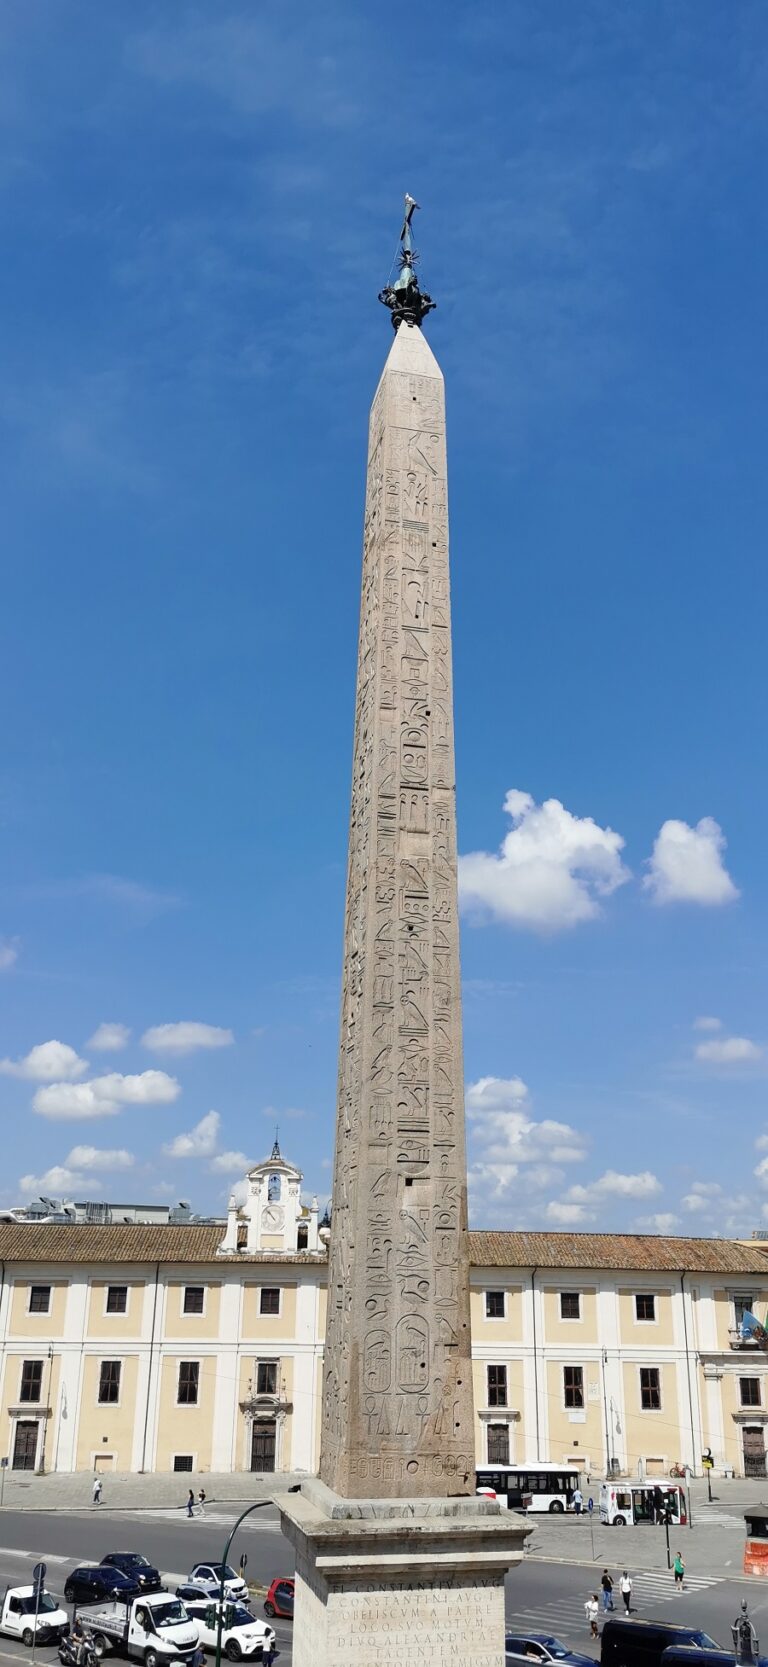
[262,1204,285,1231]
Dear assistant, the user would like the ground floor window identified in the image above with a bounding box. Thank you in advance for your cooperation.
[487,1423,510,1464]
[173,1454,194,1472]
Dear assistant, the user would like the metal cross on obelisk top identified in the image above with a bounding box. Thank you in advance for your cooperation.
[319,199,475,1500]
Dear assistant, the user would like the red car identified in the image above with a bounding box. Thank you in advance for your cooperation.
[264,1577,294,1619]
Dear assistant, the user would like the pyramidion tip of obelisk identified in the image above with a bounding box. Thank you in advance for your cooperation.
[384,318,443,379]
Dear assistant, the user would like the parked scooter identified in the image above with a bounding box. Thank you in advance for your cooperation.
[59,1627,97,1667]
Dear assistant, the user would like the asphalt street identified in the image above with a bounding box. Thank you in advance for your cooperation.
[0,1502,763,1667]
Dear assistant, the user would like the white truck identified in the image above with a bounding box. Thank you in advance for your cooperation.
[77,1594,199,1666]
[0,1585,69,1647]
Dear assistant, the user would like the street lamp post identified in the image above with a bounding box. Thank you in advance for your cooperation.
[213,1500,274,1667]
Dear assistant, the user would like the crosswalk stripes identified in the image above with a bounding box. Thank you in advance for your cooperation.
[507,1569,722,1631]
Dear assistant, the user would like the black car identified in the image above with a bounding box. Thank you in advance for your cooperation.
[100,1554,163,1593]
[64,1566,142,1605]
[601,1620,719,1667]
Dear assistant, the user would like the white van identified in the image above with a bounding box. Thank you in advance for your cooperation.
[599,1480,687,1527]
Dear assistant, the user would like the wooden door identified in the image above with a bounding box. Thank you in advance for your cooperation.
[251,1419,276,1472]
[12,1420,38,1470]
[487,1424,510,1465]
[743,1426,766,1477]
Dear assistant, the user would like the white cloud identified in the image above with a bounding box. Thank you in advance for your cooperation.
[644,817,739,907]
[682,1182,722,1213]
[636,1212,680,1232]
[18,1166,87,1197]
[755,1156,768,1186]
[466,1076,587,1166]
[567,1170,662,1202]
[693,1016,721,1032]
[0,938,19,970]
[87,1022,131,1052]
[695,1036,762,1065]
[210,1149,250,1173]
[64,1145,134,1172]
[142,1021,234,1055]
[33,1069,180,1120]
[163,1109,220,1159]
[459,790,629,932]
[544,1201,594,1225]
[0,1040,89,1082]
[261,1104,306,1121]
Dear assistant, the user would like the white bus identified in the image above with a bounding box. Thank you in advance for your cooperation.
[476,1463,581,1513]
[599,1480,688,1527]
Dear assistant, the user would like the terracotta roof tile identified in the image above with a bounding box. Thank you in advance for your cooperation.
[0,1223,321,1265]
[467,1230,768,1274]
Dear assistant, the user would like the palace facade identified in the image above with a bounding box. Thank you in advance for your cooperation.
[1,1147,768,1480]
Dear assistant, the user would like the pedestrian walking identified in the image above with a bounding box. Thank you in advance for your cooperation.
[600,1570,614,1612]
[198,1488,206,1516]
[186,1489,195,1519]
[573,1487,583,1516]
[585,1595,599,1639]
[673,1551,685,1590]
[262,1643,275,1667]
[653,1485,664,1525]
[620,1571,632,1613]
[92,1476,102,1506]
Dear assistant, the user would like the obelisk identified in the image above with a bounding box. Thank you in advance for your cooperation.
[319,200,474,1500]
[276,200,528,1667]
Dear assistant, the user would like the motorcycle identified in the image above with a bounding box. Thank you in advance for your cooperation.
[59,1631,97,1667]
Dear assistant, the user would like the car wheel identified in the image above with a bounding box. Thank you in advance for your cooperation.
[145,1651,158,1667]
[264,1603,275,1617]
[225,1643,241,1661]
[22,1629,34,1647]
[549,1501,565,1513]
[64,1587,74,1604]
[613,1515,626,1527]
[93,1635,109,1658]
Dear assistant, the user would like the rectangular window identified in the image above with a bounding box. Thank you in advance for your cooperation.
[256,1361,278,1395]
[106,1285,128,1315]
[740,1377,762,1407]
[19,1361,43,1403]
[173,1454,194,1472]
[183,1286,205,1315]
[563,1365,584,1408]
[487,1364,508,1408]
[560,1292,581,1320]
[259,1287,280,1316]
[178,1362,200,1405]
[485,1291,506,1319]
[28,1285,51,1315]
[735,1295,755,1328]
[487,1423,510,1464]
[640,1367,661,1410]
[635,1293,656,1322]
[98,1360,121,1404]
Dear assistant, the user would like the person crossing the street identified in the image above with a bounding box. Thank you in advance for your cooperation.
[600,1570,614,1612]
[585,1595,599,1639]
[620,1571,632,1613]
[673,1551,685,1590]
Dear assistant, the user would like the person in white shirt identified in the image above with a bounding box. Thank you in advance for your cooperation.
[573,1488,583,1515]
[585,1596,599,1638]
[620,1572,632,1613]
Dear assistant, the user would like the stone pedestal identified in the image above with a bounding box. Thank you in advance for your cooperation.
[276,1480,530,1667]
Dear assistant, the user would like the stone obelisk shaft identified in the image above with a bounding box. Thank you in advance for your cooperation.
[320,320,474,1498]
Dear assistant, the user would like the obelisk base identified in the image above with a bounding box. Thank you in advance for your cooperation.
[275,1480,531,1667]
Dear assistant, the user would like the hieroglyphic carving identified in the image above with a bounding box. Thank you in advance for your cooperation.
[320,327,474,1497]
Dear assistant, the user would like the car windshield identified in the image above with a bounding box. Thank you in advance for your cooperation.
[690,1636,719,1651]
[19,1596,58,1616]
[209,1567,237,1582]
[125,1557,149,1568]
[540,1641,571,1658]
[230,1609,256,1629]
[151,1602,187,1629]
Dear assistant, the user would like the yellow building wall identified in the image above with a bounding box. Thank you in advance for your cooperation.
[163,1282,222,1340]
[618,1288,674,1347]
[621,1360,679,1469]
[236,1352,295,1470]
[155,1355,215,1472]
[0,1352,62,1462]
[8,1281,68,1337]
[542,1288,598,1344]
[470,1284,523,1343]
[720,1368,768,1475]
[241,1283,297,1338]
[544,1358,603,1466]
[75,1354,140,1470]
[712,1288,768,1349]
[86,1282,146,1340]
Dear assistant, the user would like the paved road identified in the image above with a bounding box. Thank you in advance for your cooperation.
[0,1503,761,1667]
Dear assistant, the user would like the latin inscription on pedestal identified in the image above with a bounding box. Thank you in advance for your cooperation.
[293,1574,506,1667]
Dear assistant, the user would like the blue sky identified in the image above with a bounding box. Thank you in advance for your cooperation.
[2,2,767,1233]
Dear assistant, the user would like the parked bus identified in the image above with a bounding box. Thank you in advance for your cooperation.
[599,1480,688,1527]
[476,1463,581,1512]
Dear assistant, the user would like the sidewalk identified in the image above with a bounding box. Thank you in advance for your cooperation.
[0,1469,305,1513]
